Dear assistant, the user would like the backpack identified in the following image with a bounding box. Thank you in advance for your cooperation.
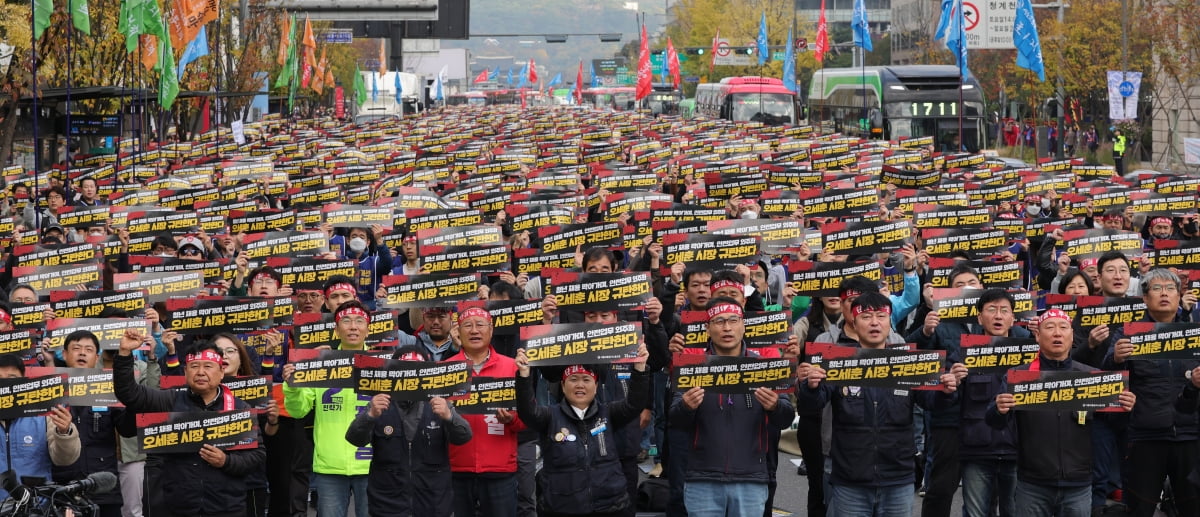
[636,477,670,512]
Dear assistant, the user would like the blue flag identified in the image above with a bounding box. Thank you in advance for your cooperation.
[782,28,797,93]
[394,72,402,103]
[506,67,514,85]
[518,63,529,88]
[660,51,670,82]
[177,26,209,78]
[372,73,378,103]
[1013,0,1046,81]
[943,0,971,77]
[852,0,873,52]
[489,67,499,80]
[755,12,769,66]
[589,61,599,86]
[548,73,562,88]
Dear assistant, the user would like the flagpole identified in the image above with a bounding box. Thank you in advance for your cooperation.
[66,0,75,171]
[30,0,41,232]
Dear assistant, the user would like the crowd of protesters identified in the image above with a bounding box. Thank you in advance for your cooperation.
[0,104,1196,517]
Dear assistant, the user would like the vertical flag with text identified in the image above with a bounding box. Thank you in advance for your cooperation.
[666,37,681,90]
[852,0,873,52]
[528,58,539,84]
[177,24,208,78]
[814,0,829,64]
[709,28,720,74]
[353,65,366,107]
[782,28,797,93]
[574,60,584,103]
[755,12,769,66]
[635,23,652,101]
[34,0,53,40]
[71,0,92,35]
[1013,0,1046,81]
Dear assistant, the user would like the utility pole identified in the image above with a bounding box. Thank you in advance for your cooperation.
[1054,0,1065,159]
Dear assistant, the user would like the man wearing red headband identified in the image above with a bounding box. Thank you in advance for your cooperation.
[670,296,795,516]
[281,300,377,517]
[113,330,265,517]
[443,306,524,517]
[989,309,1135,516]
[798,293,961,517]
[1146,216,1178,248]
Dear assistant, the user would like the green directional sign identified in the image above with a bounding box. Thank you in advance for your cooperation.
[650,52,688,68]
[772,51,787,62]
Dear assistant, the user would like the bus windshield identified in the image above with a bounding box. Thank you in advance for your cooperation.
[646,92,682,115]
[467,97,487,106]
[730,93,795,124]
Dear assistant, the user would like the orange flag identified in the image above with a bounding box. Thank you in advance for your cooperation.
[378,39,387,75]
[301,15,316,54]
[139,34,158,71]
[167,0,219,52]
[276,11,290,66]
[312,47,327,94]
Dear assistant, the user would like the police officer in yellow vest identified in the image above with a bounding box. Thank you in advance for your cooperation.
[1113,128,1127,175]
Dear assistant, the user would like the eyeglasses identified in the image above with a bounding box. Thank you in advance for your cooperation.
[219,347,239,357]
[1148,284,1178,293]
[708,316,743,327]
[338,316,368,325]
[251,277,279,287]
[179,247,202,256]
[1101,267,1130,275]
[296,292,323,300]
[982,306,1013,315]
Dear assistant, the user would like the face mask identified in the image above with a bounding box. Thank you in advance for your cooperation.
[1026,205,1041,217]
[348,237,368,253]
[158,253,176,258]
[740,210,759,220]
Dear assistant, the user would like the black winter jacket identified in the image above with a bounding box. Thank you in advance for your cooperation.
[53,406,123,507]
[1103,313,1200,442]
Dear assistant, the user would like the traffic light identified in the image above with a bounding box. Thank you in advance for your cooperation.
[685,47,705,55]
[743,48,756,55]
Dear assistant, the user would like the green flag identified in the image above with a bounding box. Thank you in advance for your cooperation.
[33,0,53,40]
[70,0,91,35]
[353,65,366,108]
[158,20,179,109]
[274,16,298,89]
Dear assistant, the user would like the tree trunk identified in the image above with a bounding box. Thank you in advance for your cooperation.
[0,99,20,167]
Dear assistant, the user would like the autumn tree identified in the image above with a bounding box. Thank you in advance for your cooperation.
[1145,0,1200,169]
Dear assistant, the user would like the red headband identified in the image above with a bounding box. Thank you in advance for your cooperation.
[326,282,356,297]
[1151,217,1172,226]
[397,351,425,361]
[839,289,862,301]
[459,307,493,323]
[706,303,744,321]
[335,306,368,322]
[403,235,418,243]
[250,272,277,285]
[1080,258,1099,270]
[710,280,744,293]
[0,309,10,326]
[850,304,892,317]
[1038,309,1071,325]
[562,364,597,382]
[186,349,227,366]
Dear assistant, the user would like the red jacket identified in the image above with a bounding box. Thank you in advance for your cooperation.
[446,346,525,473]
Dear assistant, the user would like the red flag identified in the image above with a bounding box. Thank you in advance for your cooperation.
[709,28,720,74]
[574,60,584,104]
[528,59,538,84]
[635,24,652,101]
[666,38,681,90]
[473,69,489,84]
[814,0,829,64]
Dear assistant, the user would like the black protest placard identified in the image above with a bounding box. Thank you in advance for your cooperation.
[457,299,545,336]
[514,248,577,274]
[1061,229,1143,260]
[787,260,883,298]
[163,298,275,335]
[404,208,485,233]
[661,233,760,275]
[0,329,37,357]
[507,204,575,233]
[891,189,970,212]
[926,258,1024,289]
[931,288,1036,323]
[1008,370,1127,412]
[292,313,340,349]
[26,367,118,407]
[10,301,50,329]
[970,182,1019,206]
[707,219,804,254]
[242,231,328,259]
[322,203,395,229]
[757,189,801,216]
[806,343,946,389]
[959,335,1039,374]
[288,349,383,389]
[821,220,912,256]
[228,209,297,234]
[453,377,518,414]
[380,273,482,309]
[1129,191,1196,217]
[1151,240,1200,270]
[128,256,237,284]
[922,228,1009,259]
[55,205,111,228]
[1123,322,1200,360]
[538,223,623,254]
[14,263,103,292]
[1073,296,1146,329]
[264,257,358,290]
[603,192,673,221]
[519,322,642,366]
[671,354,796,394]
[418,245,511,274]
[702,173,768,200]
[416,225,505,248]
[113,271,205,304]
[597,171,663,193]
[136,410,259,454]
[354,356,471,400]
[13,243,101,267]
[912,204,992,229]
[46,318,151,351]
[49,289,147,319]
[548,271,653,312]
[796,188,879,218]
[0,374,66,419]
